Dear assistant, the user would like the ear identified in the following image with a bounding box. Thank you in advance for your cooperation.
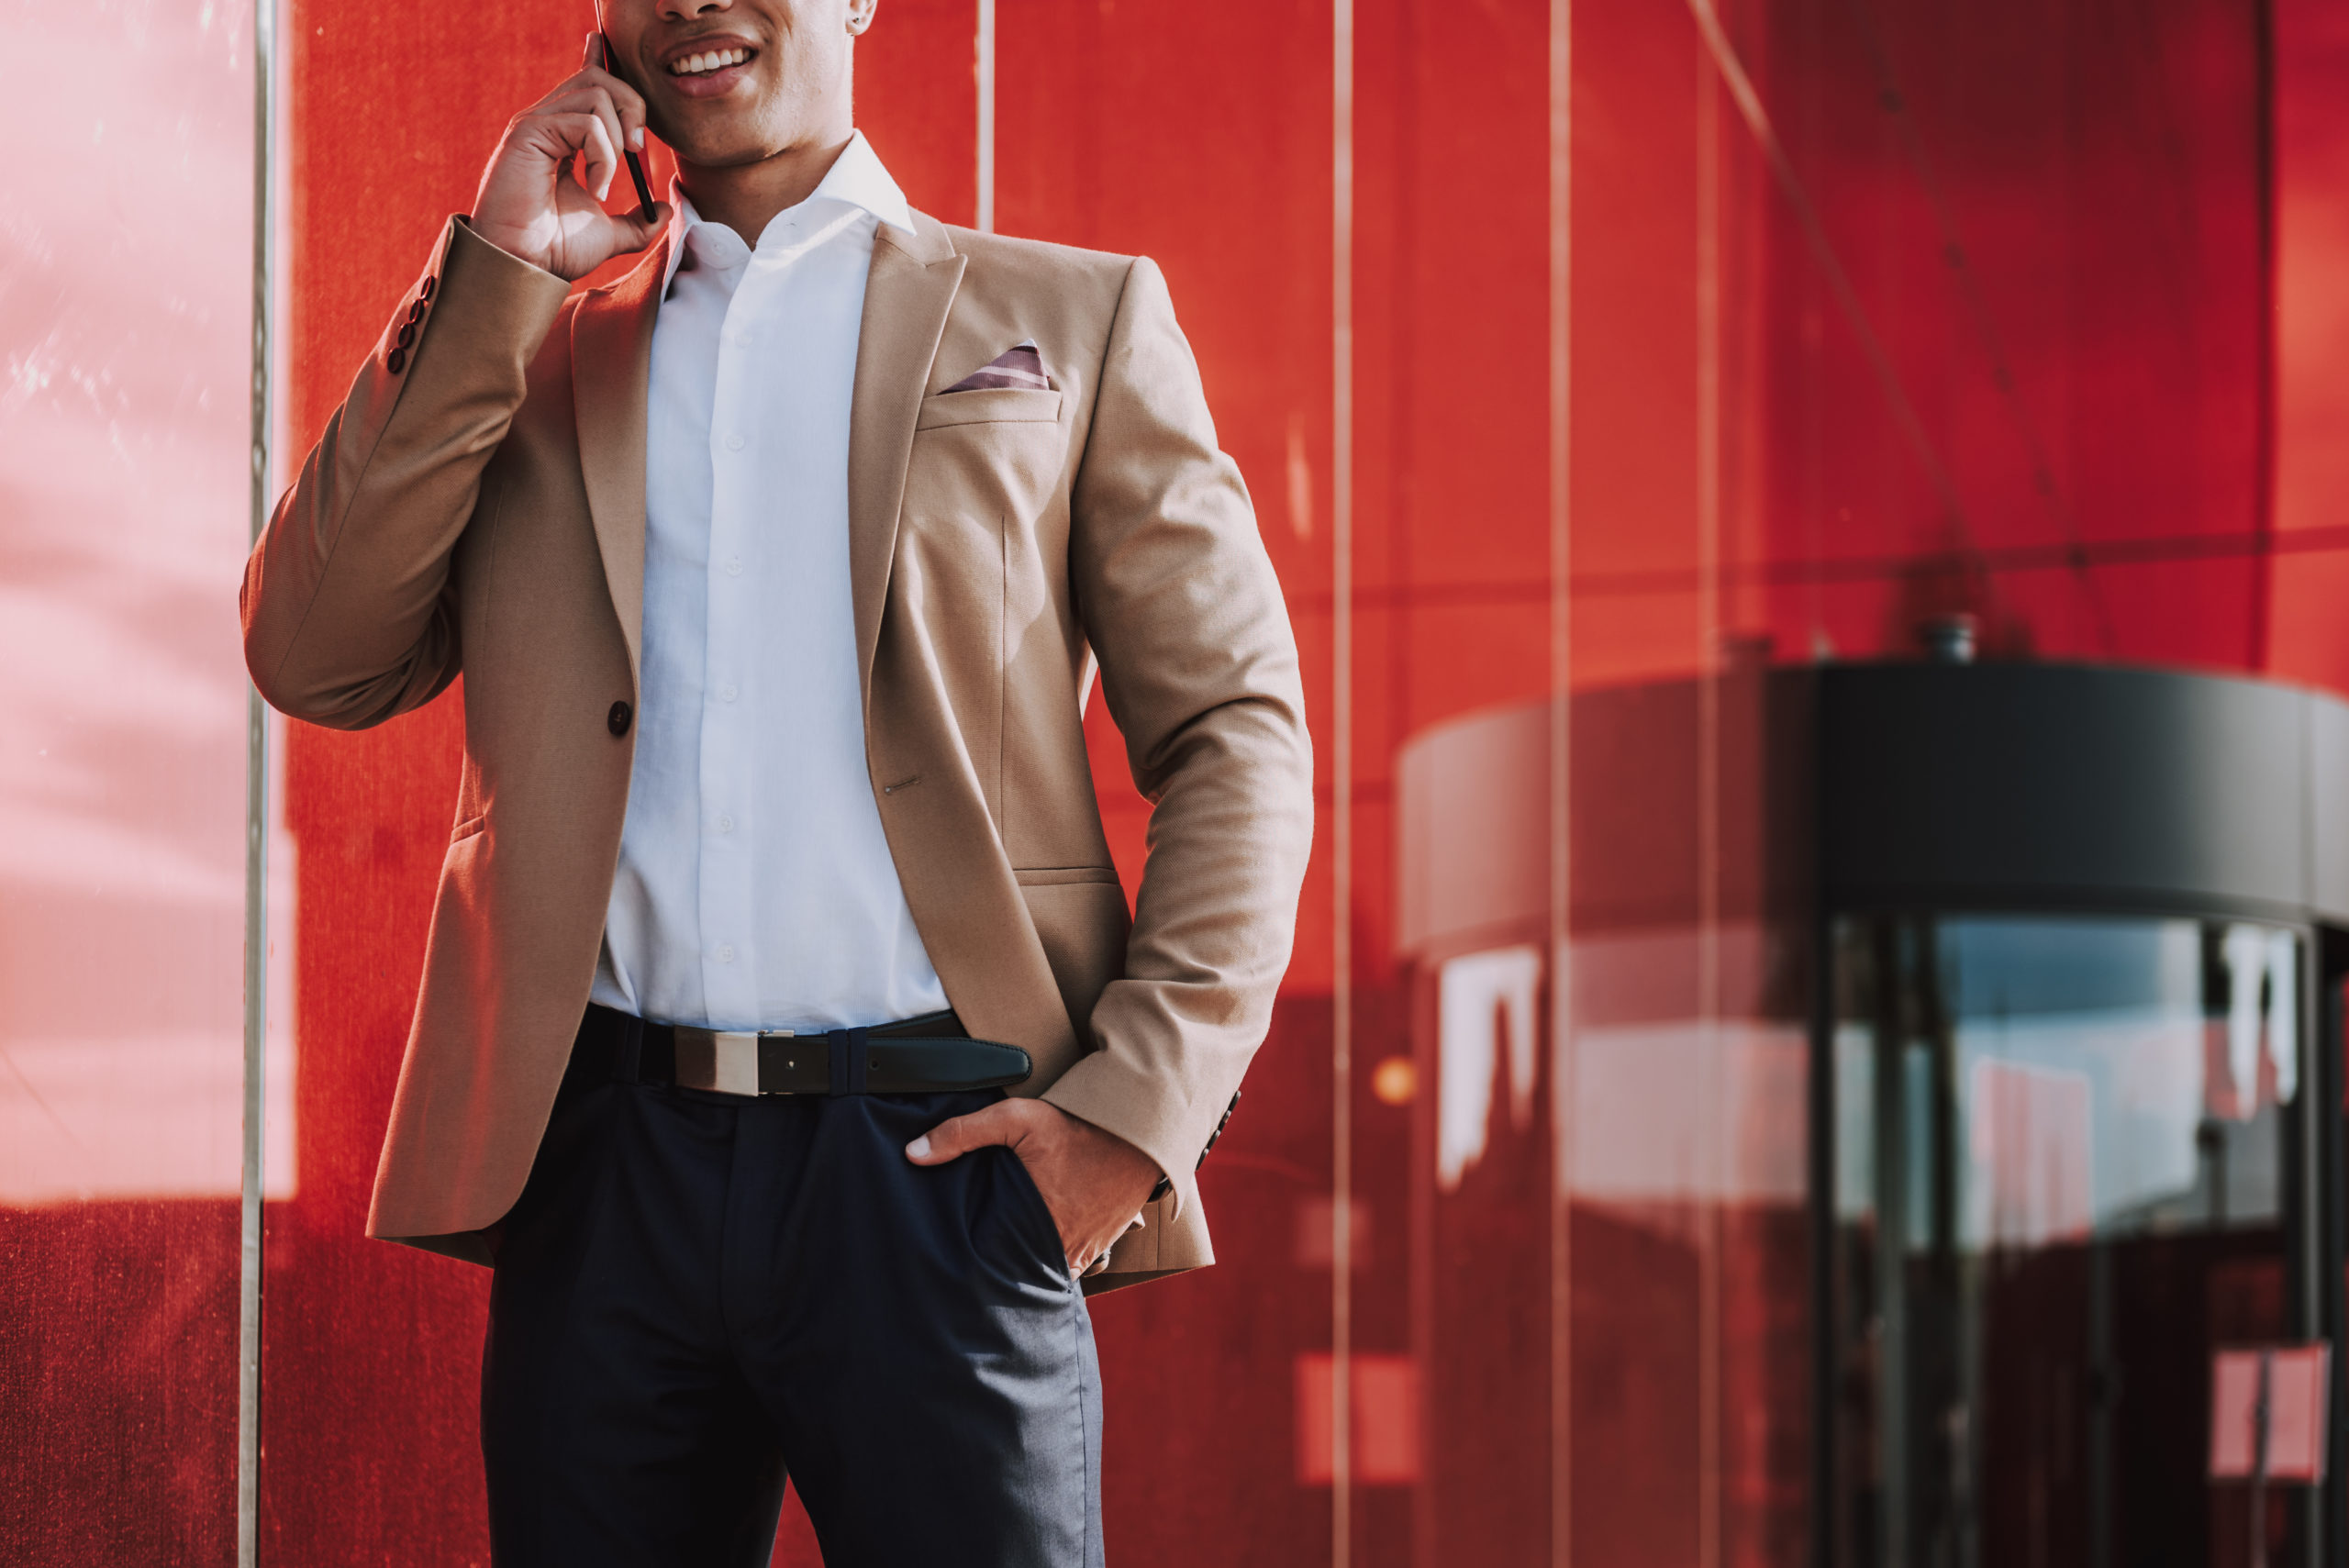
[846,0,878,36]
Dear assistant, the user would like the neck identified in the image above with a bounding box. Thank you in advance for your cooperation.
[677,125,856,241]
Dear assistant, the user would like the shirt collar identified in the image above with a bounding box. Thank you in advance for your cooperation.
[659,129,911,295]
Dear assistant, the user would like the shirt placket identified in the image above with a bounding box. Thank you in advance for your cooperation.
[696,253,765,1029]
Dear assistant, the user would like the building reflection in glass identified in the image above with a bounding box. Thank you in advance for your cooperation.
[1830,915,2305,1568]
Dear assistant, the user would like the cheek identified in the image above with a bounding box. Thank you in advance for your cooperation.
[774,57,818,100]
[784,30,847,89]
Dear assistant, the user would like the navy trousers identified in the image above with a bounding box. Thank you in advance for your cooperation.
[480,1067,1104,1567]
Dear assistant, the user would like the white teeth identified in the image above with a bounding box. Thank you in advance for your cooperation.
[671,47,747,75]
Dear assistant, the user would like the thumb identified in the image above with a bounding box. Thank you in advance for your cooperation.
[608,199,672,254]
[907,1104,1015,1165]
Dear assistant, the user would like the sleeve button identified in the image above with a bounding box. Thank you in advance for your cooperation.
[607,700,633,737]
[420,274,437,299]
[385,347,406,373]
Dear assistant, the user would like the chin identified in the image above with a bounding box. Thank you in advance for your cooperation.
[662,117,791,172]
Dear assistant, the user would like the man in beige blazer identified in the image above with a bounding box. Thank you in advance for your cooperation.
[240,0,1310,1561]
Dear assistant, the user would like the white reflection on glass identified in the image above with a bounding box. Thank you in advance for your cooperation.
[1931,917,2292,1246]
[0,0,293,1203]
[1435,944,1541,1192]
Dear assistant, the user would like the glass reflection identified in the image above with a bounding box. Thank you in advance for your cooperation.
[0,1,258,1562]
[1831,916,2306,1568]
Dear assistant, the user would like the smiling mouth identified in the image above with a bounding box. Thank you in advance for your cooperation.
[669,45,754,77]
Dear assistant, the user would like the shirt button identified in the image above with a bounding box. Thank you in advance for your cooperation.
[725,432,745,451]
[724,558,743,577]
[719,684,739,703]
[717,944,736,964]
[607,700,632,736]
[716,814,735,833]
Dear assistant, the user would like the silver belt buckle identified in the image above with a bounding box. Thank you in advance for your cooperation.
[674,1027,794,1096]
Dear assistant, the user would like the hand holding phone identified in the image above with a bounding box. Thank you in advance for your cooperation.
[469,32,671,281]
[593,0,659,221]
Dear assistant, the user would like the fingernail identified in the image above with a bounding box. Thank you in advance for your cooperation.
[631,126,645,149]
[907,1136,932,1160]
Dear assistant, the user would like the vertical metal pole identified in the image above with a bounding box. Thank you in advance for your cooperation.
[2246,0,2277,672]
[2087,1238,2113,1568]
[2288,917,2335,1568]
[1693,34,1723,1568]
[974,0,995,233]
[2316,929,2349,1568]
[239,0,278,1561]
[1808,907,1837,1568]
[1874,923,1910,1568]
[1546,2,1574,1564]
[2253,1351,2274,1568]
[1330,0,1354,1560]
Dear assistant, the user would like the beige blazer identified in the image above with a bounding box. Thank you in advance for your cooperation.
[242,209,1312,1290]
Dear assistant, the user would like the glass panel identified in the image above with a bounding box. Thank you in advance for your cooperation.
[0,4,255,1562]
[1831,915,2307,1567]
[1000,3,1341,1560]
[245,0,2349,1565]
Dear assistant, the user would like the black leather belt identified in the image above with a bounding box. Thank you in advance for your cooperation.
[572,1003,1031,1098]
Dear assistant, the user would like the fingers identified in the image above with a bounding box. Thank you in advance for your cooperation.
[577,31,650,150]
[584,101,627,198]
[905,1104,1019,1164]
[582,72,644,160]
[536,111,618,201]
[537,91,642,200]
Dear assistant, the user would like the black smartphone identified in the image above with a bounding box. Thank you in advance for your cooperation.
[591,0,659,221]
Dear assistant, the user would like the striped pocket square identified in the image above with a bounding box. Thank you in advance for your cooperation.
[941,340,1050,393]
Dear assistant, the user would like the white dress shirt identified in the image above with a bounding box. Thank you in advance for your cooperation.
[590,132,951,1033]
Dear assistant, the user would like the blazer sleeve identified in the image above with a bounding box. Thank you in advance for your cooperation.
[1040,255,1315,1222]
[241,217,573,729]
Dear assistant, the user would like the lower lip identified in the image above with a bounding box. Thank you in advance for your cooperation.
[669,59,753,98]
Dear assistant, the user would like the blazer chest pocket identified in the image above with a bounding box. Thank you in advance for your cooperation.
[914,387,1063,432]
[903,388,1069,534]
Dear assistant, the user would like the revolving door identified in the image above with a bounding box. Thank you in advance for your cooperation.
[1827,914,2311,1566]
[1810,663,2349,1568]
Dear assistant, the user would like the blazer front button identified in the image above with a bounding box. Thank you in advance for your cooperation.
[607,700,632,737]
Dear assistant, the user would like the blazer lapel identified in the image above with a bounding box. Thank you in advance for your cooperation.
[848,215,966,698]
[572,240,670,684]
